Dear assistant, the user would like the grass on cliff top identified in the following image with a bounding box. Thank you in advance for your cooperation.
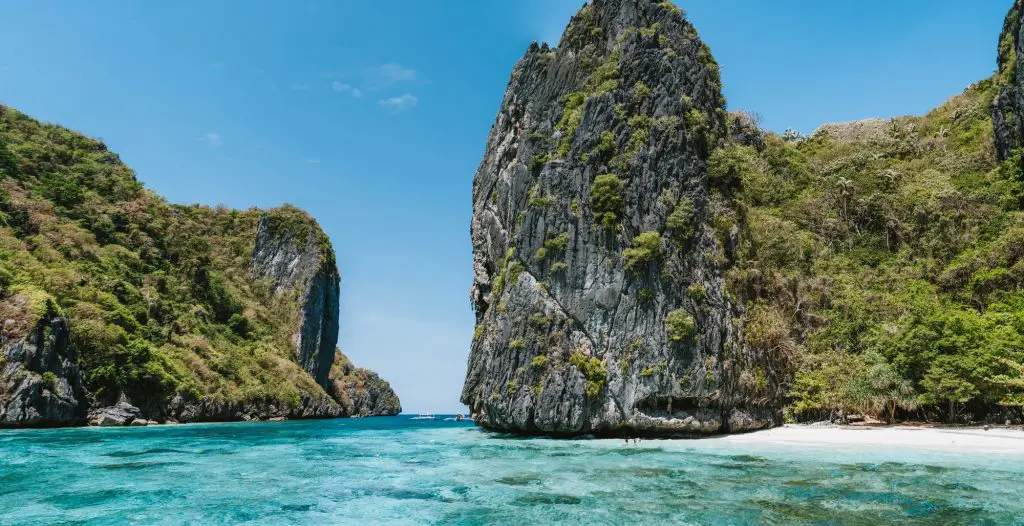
[0,105,333,411]
[713,77,1024,422]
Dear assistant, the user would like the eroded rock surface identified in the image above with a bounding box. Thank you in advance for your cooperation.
[0,301,88,427]
[993,0,1024,160]
[329,352,402,417]
[252,209,341,389]
[88,398,142,427]
[462,0,777,436]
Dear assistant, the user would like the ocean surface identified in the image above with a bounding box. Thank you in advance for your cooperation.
[1,416,1022,525]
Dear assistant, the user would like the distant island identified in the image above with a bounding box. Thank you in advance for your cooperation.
[0,106,399,427]
[461,0,1024,436]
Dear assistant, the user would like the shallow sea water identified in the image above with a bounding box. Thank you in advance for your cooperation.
[1,416,1022,525]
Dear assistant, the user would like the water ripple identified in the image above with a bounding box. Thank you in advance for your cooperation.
[0,417,1021,525]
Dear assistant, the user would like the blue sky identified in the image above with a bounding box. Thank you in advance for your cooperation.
[0,1,1010,413]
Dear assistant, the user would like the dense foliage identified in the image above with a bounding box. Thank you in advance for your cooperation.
[0,105,331,413]
[711,79,1024,423]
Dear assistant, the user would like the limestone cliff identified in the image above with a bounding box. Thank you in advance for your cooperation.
[0,104,399,427]
[329,351,402,417]
[993,0,1023,160]
[0,297,88,426]
[462,0,775,435]
[251,208,340,389]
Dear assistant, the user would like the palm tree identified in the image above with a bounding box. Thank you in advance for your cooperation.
[835,177,854,220]
[847,352,919,424]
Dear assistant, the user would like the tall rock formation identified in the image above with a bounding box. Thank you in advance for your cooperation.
[462,0,773,435]
[993,0,1024,160]
[251,207,341,389]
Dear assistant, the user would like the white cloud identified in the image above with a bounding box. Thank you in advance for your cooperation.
[379,93,419,113]
[306,158,321,164]
[198,133,222,147]
[367,63,417,87]
[331,81,363,97]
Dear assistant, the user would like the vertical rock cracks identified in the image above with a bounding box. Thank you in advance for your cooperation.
[462,0,775,436]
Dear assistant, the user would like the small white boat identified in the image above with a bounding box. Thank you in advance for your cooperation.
[410,414,437,420]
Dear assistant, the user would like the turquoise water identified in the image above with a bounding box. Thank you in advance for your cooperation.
[1,417,1022,525]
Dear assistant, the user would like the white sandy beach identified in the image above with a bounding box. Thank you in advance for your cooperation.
[717,425,1024,455]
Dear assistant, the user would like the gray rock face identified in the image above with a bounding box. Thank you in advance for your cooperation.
[462,0,776,436]
[344,372,402,417]
[251,208,341,389]
[0,315,88,427]
[329,352,402,417]
[88,398,142,427]
[167,392,345,422]
[993,0,1024,160]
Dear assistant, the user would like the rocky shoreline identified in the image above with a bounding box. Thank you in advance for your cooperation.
[1,313,400,429]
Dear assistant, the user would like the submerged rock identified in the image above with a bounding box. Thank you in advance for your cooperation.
[462,0,777,436]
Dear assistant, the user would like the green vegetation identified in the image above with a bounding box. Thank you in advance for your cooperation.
[665,309,696,344]
[590,174,625,230]
[570,351,607,398]
[491,248,520,300]
[527,184,555,208]
[585,42,621,95]
[666,198,695,243]
[622,232,662,272]
[531,355,550,369]
[0,105,332,410]
[616,115,654,168]
[530,153,552,171]
[528,313,551,331]
[994,357,1024,407]
[640,361,668,377]
[639,23,660,40]
[544,233,569,252]
[659,1,683,17]
[41,371,59,392]
[584,131,618,164]
[546,32,625,161]
[556,92,587,159]
[631,81,652,103]
[714,79,1024,423]
[998,2,1020,84]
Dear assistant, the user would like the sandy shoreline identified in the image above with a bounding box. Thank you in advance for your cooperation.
[715,424,1024,454]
